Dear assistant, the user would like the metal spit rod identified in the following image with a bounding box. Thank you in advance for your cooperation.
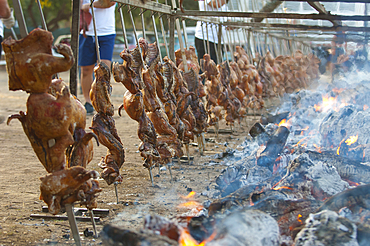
[65,203,82,246]
[203,0,211,57]
[207,0,221,64]
[140,9,147,40]
[36,0,48,31]
[12,0,28,38]
[152,11,163,61]
[171,0,188,72]
[156,0,169,58]
[128,6,146,67]
[118,4,129,50]
[90,0,101,64]
[182,19,188,49]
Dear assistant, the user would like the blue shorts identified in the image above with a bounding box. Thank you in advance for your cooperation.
[78,34,116,66]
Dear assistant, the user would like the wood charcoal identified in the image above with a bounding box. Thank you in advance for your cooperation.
[257,126,290,171]
[143,214,181,241]
[260,111,289,125]
[306,150,370,183]
[317,183,370,213]
[249,122,266,138]
[101,224,178,246]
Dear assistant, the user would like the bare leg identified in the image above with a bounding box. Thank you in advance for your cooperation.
[81,64,94,104]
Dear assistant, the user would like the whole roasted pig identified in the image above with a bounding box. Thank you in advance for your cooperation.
[2,28,74,93]
[39,166,100,214]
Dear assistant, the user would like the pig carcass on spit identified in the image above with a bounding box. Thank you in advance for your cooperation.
[112,49,160,169]
[139,39,184,162]
[2,28,74,93]
[163,57,195,145]
[40,166,101,214]
[90,62,125,185]
[7,81,87,173]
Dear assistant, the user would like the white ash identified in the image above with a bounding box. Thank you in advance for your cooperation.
[294,210,358,246]
[207,209,280,246]
[305,161,349,196]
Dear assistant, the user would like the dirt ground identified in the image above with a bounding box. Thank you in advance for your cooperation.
[0,67,258,245]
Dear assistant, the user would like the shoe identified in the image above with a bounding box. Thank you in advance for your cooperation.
[84,102,95,115]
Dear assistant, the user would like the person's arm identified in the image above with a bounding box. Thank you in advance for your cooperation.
[0,0,11,18]
[208,0,227,9]
[0,0,15,29]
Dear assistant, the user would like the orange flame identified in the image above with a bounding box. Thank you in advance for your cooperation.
[278,119,287,126]
[313,144,322,153]
[273,186,293,191]
[314,95,343,112]
[364,105,369,111]
[181,191,196,199]
[345,135,358,146]
[178,201,204,211]
[178,229,217,246]
[297,214,302,223]
[179,229,201,246]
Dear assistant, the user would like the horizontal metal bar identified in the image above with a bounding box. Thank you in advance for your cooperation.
[281,0,369,2]
[225,21,370,33]
[180,15,220,24]
[177,11,370,21]
[115,0,172,14]
[30,214,100,222]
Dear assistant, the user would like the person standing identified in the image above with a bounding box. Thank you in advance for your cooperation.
[79,0,116,114]
[194,0,228,65]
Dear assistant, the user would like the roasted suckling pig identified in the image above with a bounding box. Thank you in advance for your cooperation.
[7,82,87,173]
[90,62,114,116]
[2,28,74,93]
[90,113,125,185]
[39,166,100,214]
[112,49,160,168]
[89,61,125,185]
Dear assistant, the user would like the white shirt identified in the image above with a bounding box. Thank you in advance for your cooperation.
[81,0,116,36]
[195,0,227,44]
[0,20,3,38]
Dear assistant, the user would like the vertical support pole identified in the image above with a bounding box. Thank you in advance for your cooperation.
[69,0,80,96]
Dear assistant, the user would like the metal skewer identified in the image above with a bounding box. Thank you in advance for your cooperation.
[149,166,154,186]
[151,11,162,61]
[128,6,146,67]
[36,0,48,31]
[65,203,82,246]
[118,4,129,50]
[90,0,101,64]
[89,209,98,238]
[10,27,18,40]
[156,0,169,58]
[114,181,119,204]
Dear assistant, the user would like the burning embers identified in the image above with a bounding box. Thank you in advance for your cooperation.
[101,51,370,245]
